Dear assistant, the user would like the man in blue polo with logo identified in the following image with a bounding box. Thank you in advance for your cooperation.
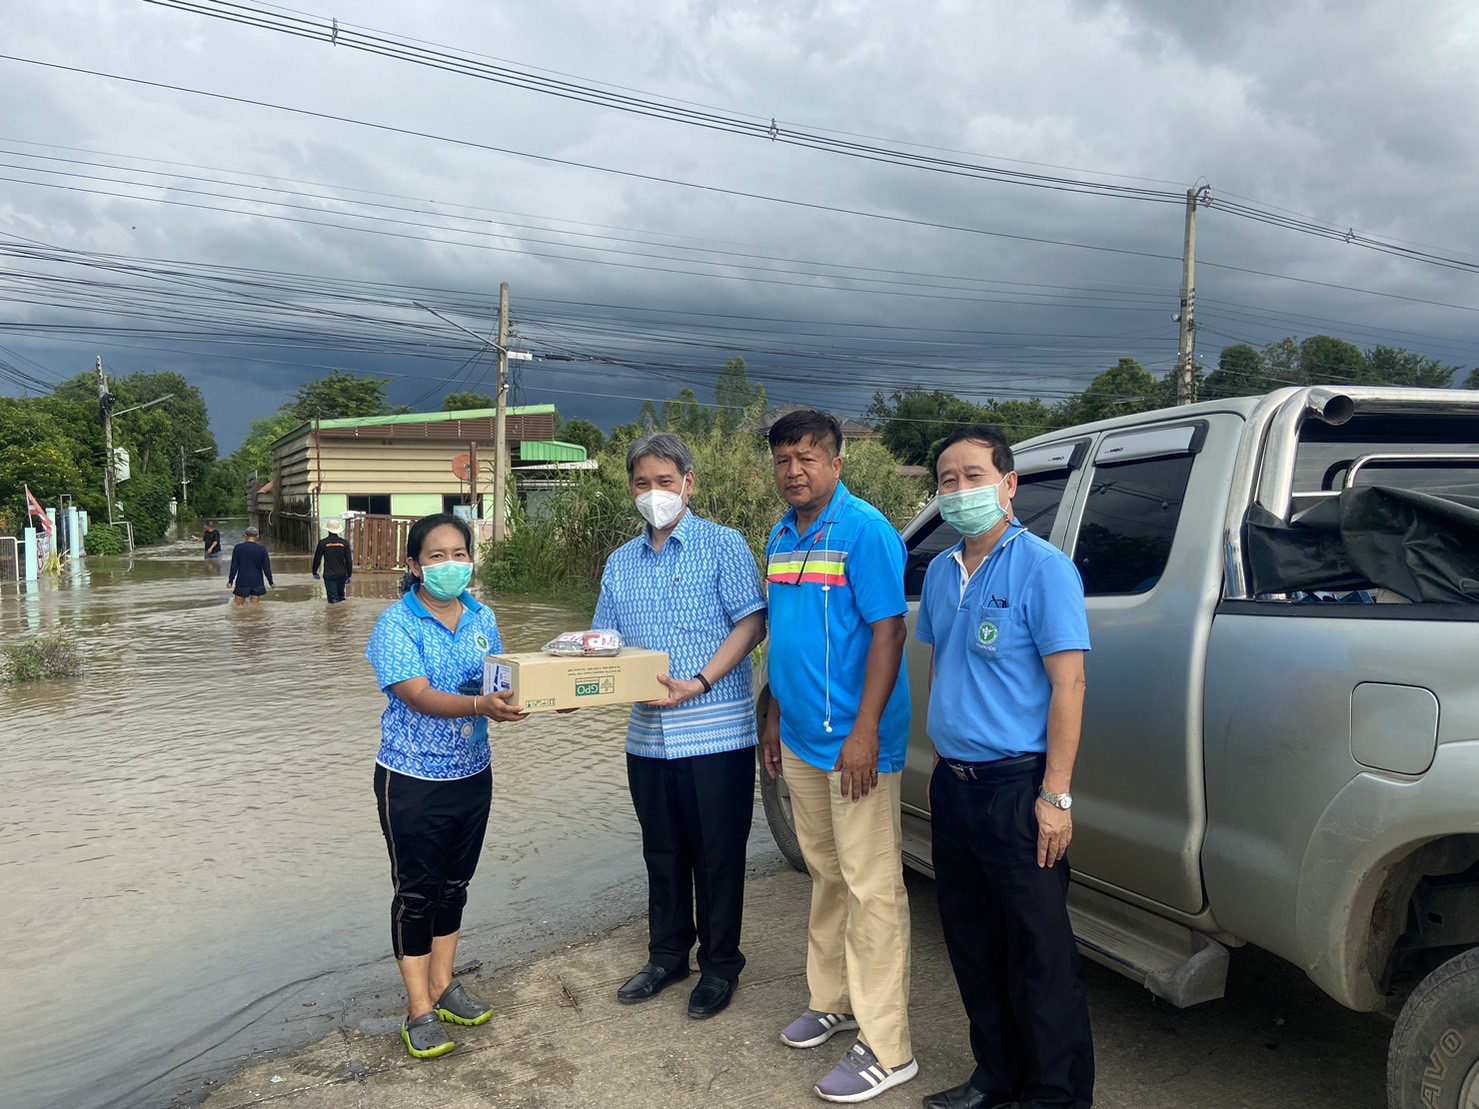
[759,408,916,1104]
[916,424,1094,1109]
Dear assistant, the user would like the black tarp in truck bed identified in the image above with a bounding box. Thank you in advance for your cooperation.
[1246,486,1479,603]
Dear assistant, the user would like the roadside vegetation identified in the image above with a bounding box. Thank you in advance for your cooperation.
[4,340,1471,550]
[482,401,930,602]
[2,628,82,683]
[83,524,128,556]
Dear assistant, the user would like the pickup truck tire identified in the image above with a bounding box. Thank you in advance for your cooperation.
[1387,946,1479,1109]
[757,754,807,873]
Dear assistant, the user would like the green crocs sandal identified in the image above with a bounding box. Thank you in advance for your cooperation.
[402,1011,456,1059]
[435,981,495,1027]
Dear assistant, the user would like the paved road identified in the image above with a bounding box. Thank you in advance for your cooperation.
[200,866,1389,1109]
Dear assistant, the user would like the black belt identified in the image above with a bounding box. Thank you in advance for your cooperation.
[944,753,1044,781]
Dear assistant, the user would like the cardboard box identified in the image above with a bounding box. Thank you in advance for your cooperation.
[483,648,671,713]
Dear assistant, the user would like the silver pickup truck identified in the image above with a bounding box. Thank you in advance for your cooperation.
[758,385,1479,1109]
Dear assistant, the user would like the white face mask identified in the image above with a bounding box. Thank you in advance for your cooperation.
[635,488,685,530]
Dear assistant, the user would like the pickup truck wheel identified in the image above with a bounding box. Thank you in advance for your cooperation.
[757,753,807,873]
[1387,946,1479,1109]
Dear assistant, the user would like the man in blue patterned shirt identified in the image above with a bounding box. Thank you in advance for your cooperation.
[591,432,767,1020]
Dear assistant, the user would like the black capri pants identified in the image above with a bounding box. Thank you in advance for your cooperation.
[374,763,492,959]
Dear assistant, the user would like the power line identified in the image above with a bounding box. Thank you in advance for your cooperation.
[0,53,1185,267]
[141,0,1184,204]
[138,1,1479,280]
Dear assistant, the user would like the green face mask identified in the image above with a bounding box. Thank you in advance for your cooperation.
[936,478,1008,537]
[419,560,474,601]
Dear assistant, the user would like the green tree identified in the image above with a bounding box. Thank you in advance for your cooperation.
[1298,336,1366,385]
[867,388,994,465]
[660,388,716,438]
[108,372,216,486]
[561,418,604,455]
[1362,346,1456,388]
[1068,358,1163,424]
[119,473,174,545]
[231,412,301,485]
[188,458,248,517]
[285,369,393,420]
[1465,368,1478,389]
[0,400,89,511]
[982,398,1064,445]
[1203,344,1270,399]
[1262,337,1301,387]
[443,392,495,411]
[715,357,761,433]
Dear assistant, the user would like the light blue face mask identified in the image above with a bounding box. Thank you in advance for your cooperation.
[419,560,474,601]
[936,478,1009,537]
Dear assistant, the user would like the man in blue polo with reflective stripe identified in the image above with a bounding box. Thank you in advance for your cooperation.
[759,409,916,1104]
[592,432,767,1021]
[916,424,1094,1109]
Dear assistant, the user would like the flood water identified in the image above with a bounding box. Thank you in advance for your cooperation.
[0,527,777,1109]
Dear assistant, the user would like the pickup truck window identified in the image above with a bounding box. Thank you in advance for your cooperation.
[1250,413,1479,602]
[1074,454,1195,595]
[1293,413,1479,498]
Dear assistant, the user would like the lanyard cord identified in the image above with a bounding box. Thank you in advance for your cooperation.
[768,494,846,736]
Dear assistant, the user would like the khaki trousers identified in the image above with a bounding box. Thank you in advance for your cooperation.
[782,745,913,1069]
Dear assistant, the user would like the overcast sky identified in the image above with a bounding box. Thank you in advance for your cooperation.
[3,0,1477,451]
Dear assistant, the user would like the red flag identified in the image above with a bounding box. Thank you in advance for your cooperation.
[24,486,54,535]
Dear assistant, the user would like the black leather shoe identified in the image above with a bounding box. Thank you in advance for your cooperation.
[921,1081,1006,1109]
[616,963,689,1004]
[686,975,735,1019]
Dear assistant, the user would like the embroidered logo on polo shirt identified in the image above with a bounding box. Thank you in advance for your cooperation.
[474,632,491,652]
[977,620,1000,646]
[460,721,474,739]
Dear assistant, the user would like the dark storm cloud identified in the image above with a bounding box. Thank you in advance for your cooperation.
[2,0,1477,452]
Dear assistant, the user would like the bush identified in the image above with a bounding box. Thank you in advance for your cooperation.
[481,429,930,601]
[120,473,174,545]
[84,524,127,556]
[3,628,82,683]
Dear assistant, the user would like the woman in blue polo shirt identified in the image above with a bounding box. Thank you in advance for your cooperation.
[365,513,527,1060]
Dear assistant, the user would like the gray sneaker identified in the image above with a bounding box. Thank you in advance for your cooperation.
[435,981,494,1026]
[814,1040,918,1103]
[781,1009,859,1049]
[401,1012,456,1059]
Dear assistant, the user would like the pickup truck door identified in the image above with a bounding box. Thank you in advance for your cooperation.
[1063,415,1243,914]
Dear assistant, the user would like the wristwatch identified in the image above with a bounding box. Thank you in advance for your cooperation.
[1038,786,1073,810]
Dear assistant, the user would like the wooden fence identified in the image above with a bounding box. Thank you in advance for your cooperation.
[345,515,417,573]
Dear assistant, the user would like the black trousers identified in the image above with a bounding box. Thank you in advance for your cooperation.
[374,763,492,959]
[930,757,1095,1109]
[324,576,347,603]
[626,745,755,982]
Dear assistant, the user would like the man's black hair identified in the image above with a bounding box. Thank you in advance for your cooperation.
[932,424,1015,477]
[768,409,843,456]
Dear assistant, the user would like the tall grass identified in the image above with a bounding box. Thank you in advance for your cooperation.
[481,431,929,601]
[3,628,82,683]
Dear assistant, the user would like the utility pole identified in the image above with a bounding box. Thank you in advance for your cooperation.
[467,440,479,518]
[1175,186,1209,406]
[97,356,115,524]
[412,293,524,539]
[493,282,510,543]
[179,444,189,507]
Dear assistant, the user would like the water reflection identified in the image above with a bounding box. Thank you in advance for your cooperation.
[0,529,668,1109]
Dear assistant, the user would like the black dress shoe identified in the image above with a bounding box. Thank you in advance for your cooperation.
[616,963,690,1004]
[921,1080,1007,1109]
[686,975,735,1019]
